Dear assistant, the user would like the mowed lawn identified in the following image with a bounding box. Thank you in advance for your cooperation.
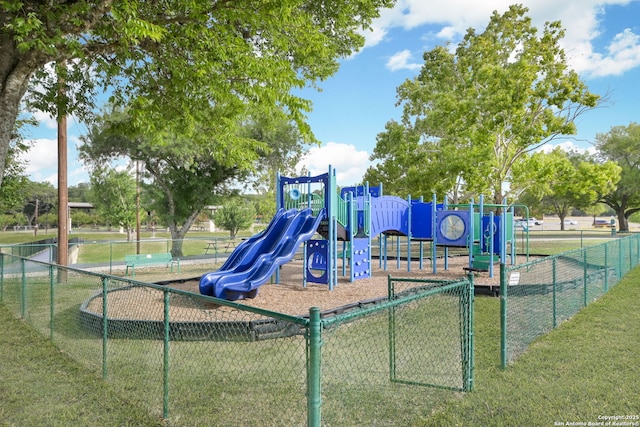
[1,268,639,426]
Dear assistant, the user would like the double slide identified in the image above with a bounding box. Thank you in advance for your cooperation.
[199,207,325,300]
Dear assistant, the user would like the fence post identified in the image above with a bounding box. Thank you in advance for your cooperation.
[604,244,609,292]
[163,289,170,420]
[21,258,26,319]
[49,265,55,341]
[618,238,623,279]
[102,277,109,379]
[388,276,397,383]
[466,273,475,391]
[500,263,507,369]
[307,307,322,427]
[628,239,633,271]
[583,249,588,307]
[0,253,4,302]
[552,257,557,329]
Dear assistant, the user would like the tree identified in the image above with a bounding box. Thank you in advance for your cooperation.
[0,0,394,189]
[0,213,22,231]
[89,166,137,240]
[68,182,92,203]
[0,117,33,214]
[79,108,244,256]
[214,199,256,239]
[239,116,311,194]
[596,122,640,232]
[513,148,620,230]
[21,180,56,227]
[584,203,610,223]
[372,5,599,203]
[364,120,464,200]
[70,210,94,229]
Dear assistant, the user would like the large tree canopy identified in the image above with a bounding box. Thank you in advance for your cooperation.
[0,0,394,188]
[79,106,309,256]
[366,4,599,203]
[513,148,620,230]
[79,108,242,256]
[89,165,137,240]
[596,122,640,232]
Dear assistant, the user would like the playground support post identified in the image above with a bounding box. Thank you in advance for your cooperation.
[407,195,412,272]
[431,194,437,273]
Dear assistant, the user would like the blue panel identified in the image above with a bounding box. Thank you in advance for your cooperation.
[436,210,471,247]
[481,215,501,254]
[306,240,328,284]
[352,238,371,279]
[340,185,381,199]
[410,202,433,239]
[369,196,410,237]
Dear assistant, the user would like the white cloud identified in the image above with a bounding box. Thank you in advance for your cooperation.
[297,142,371,186]
[365,0,640,78]
[19,135,88,187]
[20,138,58,176]
[31,110,58,129]
[537,140,597,155]
[436,26,458,40]
[361,23,389,49]
[386,49,422,71]
[579,28,640,77]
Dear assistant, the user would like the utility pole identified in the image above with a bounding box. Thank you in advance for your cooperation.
[136,160,141,254]
[57,62,68,267]
[34,198,39,237]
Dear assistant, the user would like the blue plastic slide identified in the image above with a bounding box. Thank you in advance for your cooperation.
[216,208,293,272]
[199,208,325,300]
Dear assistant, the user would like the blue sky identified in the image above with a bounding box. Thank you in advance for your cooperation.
[22,0,640,188]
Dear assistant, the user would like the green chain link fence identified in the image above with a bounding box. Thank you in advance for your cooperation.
[0,253,472,426]
[500,233,640,367]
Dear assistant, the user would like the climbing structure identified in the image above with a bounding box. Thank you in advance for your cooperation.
[275,166,518,290]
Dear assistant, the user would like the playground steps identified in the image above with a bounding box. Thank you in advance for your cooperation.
[471,253,499,271]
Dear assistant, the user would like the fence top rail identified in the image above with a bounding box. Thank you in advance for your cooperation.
[505,234,639,273]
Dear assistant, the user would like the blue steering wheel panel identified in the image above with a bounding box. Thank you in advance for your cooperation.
[436,210,471,247]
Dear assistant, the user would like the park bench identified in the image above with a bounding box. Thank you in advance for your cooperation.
[124,253,180,278]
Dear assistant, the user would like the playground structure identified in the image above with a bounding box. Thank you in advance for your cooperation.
[199,166,518,300]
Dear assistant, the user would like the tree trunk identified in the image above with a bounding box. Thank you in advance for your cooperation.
[618,211,628,233]
[168,210,201,257]
[0,37,45,188]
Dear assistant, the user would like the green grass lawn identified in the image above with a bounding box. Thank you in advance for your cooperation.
[0,306,166,426]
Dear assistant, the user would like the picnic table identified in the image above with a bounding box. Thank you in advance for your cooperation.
[204,240,238,255]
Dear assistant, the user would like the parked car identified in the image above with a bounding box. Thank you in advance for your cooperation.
[593,219,613,228]
[564,219,578,225]
[514,219,528,228]
[515,217,543,227]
